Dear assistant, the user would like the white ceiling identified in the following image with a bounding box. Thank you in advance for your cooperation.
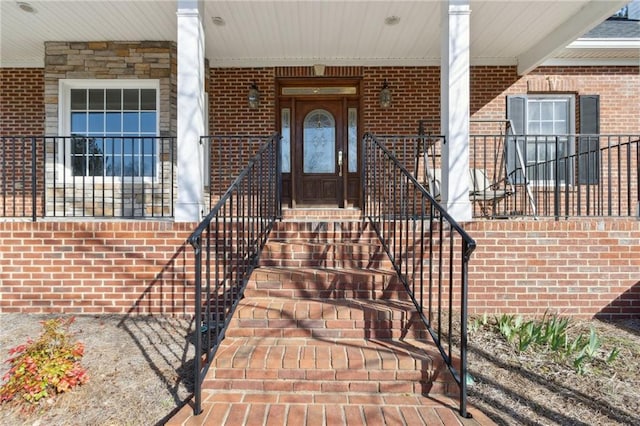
[0,0,632,73]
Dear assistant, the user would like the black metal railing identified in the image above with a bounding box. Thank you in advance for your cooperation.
[470,133,640,219]
[0,136,42,221]
[362,133,477,418]
[186,133,281,416]
[0,136,175,219]
[201,135,277,208]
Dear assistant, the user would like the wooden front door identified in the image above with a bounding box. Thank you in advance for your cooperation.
[277,77,361,209]
[294,100,344,206]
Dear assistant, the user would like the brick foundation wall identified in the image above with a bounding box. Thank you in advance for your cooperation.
[1,219,636,319]
[465,219,640,319]
[0,221,196,316]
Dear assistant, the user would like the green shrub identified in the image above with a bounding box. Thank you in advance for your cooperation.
[490,313,619,374]
[0,317,89,405]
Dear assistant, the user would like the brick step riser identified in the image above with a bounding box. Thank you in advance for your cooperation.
[201,378,450,396]
[225,328,429,339]
[258,259,393,269]
[260,242,387,255]
[243,288,411,300]
[246,277,405,291]
[266,235,380,244]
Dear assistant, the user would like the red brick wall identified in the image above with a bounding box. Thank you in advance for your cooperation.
[465,219,640,319]
[0,222,196,316]
[0,69,46,217]
[362,67,440,135]
[2,65,637,138]
[209,68,276,135]
[0,68,45,135]
[471,65,640,133]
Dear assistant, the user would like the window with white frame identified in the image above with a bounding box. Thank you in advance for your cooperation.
[507,95,575,185]
[60,80,159,179]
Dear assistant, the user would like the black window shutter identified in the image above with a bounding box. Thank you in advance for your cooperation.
[506,95,527,183]
[578,95,600,184]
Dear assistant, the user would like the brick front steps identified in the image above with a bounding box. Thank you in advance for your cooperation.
[168,211,494,425]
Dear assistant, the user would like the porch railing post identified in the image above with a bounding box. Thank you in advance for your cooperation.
[31,137,37,222]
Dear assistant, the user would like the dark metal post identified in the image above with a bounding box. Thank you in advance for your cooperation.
[31,137,37,221]
[190,237,203,416]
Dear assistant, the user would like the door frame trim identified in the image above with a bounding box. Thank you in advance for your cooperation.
[276,77,363,209]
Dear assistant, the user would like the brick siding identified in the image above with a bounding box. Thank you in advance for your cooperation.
[0,221,196,316]
[0,68,45,136]
[465,219,640,319]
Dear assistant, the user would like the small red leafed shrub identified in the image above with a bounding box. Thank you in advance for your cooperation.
[0,317,89,406]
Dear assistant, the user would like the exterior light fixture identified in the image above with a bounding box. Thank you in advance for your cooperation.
[248,81,260,109]
[379,80,391,108]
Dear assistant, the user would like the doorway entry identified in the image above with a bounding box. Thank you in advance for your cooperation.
[278,78,361,208]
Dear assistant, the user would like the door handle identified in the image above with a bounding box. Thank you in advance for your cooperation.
[338,150,343,176]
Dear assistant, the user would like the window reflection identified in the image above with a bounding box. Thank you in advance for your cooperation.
[69,88,157,178]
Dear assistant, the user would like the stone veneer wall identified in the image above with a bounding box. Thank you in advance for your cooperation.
[44,41,177,135]
[42,41,178,217]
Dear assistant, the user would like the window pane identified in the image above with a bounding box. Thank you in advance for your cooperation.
[106,112,121,134]
[303,109,335,174]
[540,121,553,134]
[348,108,358,173]
[88,112,104,133]
[105,138,123,155]
[71,89,86,109]
[106,89,121,110]
[88,151,104,176]
[122,112,139,132]
[142,156,154,177]
[122,138,136,155]
[141,138,155,155]
[123,155,135,176]
[123,89,139,110]
[88,89,104,110]
[71,112,87,133]
[140,112,156,133]
[540,102,553,120]
[140,89,156,110]
[72,155,86,176]
[528,102,540,121]
[281,109,291,173]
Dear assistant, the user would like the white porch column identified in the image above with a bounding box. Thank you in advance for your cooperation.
[440,0,472,222]
[175,0,206,222]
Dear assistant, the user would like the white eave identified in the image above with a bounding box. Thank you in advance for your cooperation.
[0,0,630,72]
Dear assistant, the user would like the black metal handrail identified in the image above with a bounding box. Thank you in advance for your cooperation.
[362,133,477,418]
[0,135,175,219]
[186,133,281,416]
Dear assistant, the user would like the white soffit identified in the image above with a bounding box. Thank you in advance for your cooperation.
[0,0,632,70]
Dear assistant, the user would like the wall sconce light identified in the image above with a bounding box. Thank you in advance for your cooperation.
[248,81,260,109]
[379,80,391,108]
